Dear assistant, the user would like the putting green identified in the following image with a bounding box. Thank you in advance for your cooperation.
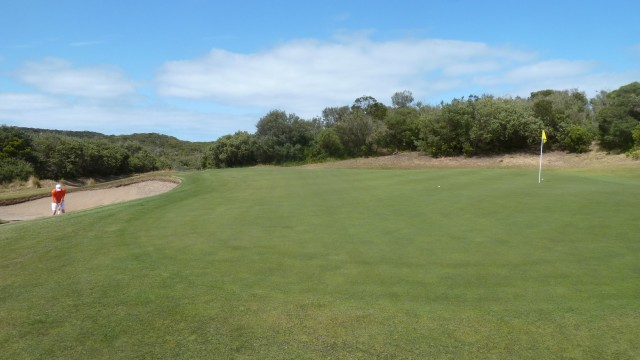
[1,167,639,358]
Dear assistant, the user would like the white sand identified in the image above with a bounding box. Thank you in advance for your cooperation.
[0,181,178,222]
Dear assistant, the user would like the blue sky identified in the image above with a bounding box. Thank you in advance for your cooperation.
[1,0,639,141]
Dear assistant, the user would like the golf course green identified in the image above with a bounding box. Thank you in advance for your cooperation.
[1,166,639,358]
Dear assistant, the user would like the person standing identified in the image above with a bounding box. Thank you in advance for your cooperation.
[51,183,66,215]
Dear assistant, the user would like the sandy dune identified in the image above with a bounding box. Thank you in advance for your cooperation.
[0,181,178,222]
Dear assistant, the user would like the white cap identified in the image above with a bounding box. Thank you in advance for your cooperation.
[56,184,62,191]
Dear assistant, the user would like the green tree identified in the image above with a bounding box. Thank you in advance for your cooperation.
[561,125,594,153]
[418,96,542,157]
[128,149,160,173]
[335,109,385,156]
[471,96,541,154]
[596,82,640,151]
[418,98,473,157]
[629,123,640,159]
[203,131,257,168]
[633,123,640,147]
[255,110,293,143]
[391,90,414,108]
[121,141,162,173]
[309,128,345,159]
[383,106,420,151]
[0,126,37,182]
[254,110,318,164]
[352,95,388,121]
[0,126,34,161]
[82,140,130,176]
[321,106,351,128]
[32,134,85,179]
[530,89,592,150]
[116,133,206,170]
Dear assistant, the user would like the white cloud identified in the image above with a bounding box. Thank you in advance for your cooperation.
[156,37,538,116]
[156,35,640,117]
[502,60,597,82]
[0,93,63,110]
[17,58,136,98]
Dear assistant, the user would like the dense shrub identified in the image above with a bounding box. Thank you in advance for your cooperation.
[0,157,35,183]
[310,128,345,159]
[596,82,640,151]
[0,126,34,159]
[203,132,257,168]
[627,124,640,159]
[382,106,420,151]
[560,125,594,153]
[418,96,541,157]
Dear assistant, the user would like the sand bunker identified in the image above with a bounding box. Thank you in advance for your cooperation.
[0,181,178,222]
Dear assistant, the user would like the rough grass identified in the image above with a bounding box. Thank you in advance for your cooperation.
[1,167,639,358]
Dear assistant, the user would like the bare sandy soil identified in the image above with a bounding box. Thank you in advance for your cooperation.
[301,150,639,169]
[0,181,178,222]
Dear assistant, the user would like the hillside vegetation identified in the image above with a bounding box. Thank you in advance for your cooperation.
[0,128,210,183]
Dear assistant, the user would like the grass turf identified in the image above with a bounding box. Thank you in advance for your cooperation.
[1,167,639,358]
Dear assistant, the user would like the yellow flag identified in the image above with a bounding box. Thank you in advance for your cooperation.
[542,130,547,143]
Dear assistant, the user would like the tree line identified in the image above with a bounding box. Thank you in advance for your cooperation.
[203,82,640,168]
[2,82,639,182]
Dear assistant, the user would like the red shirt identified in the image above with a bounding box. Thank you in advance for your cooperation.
[52,188,66,203]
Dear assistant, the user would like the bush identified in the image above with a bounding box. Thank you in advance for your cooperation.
[627,124,640,159]
[310,128,345,160]
[560,125,594,153]
[203,132,257,168]
[0,157,35,183]
[128,150,160,173]
[633,123,640,148]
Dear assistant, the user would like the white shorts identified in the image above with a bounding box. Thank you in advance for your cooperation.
[51,201,65,211]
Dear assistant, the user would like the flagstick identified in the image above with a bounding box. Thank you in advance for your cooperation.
[538,137,544,183]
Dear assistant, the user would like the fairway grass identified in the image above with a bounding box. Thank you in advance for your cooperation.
[1,167,639,358]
